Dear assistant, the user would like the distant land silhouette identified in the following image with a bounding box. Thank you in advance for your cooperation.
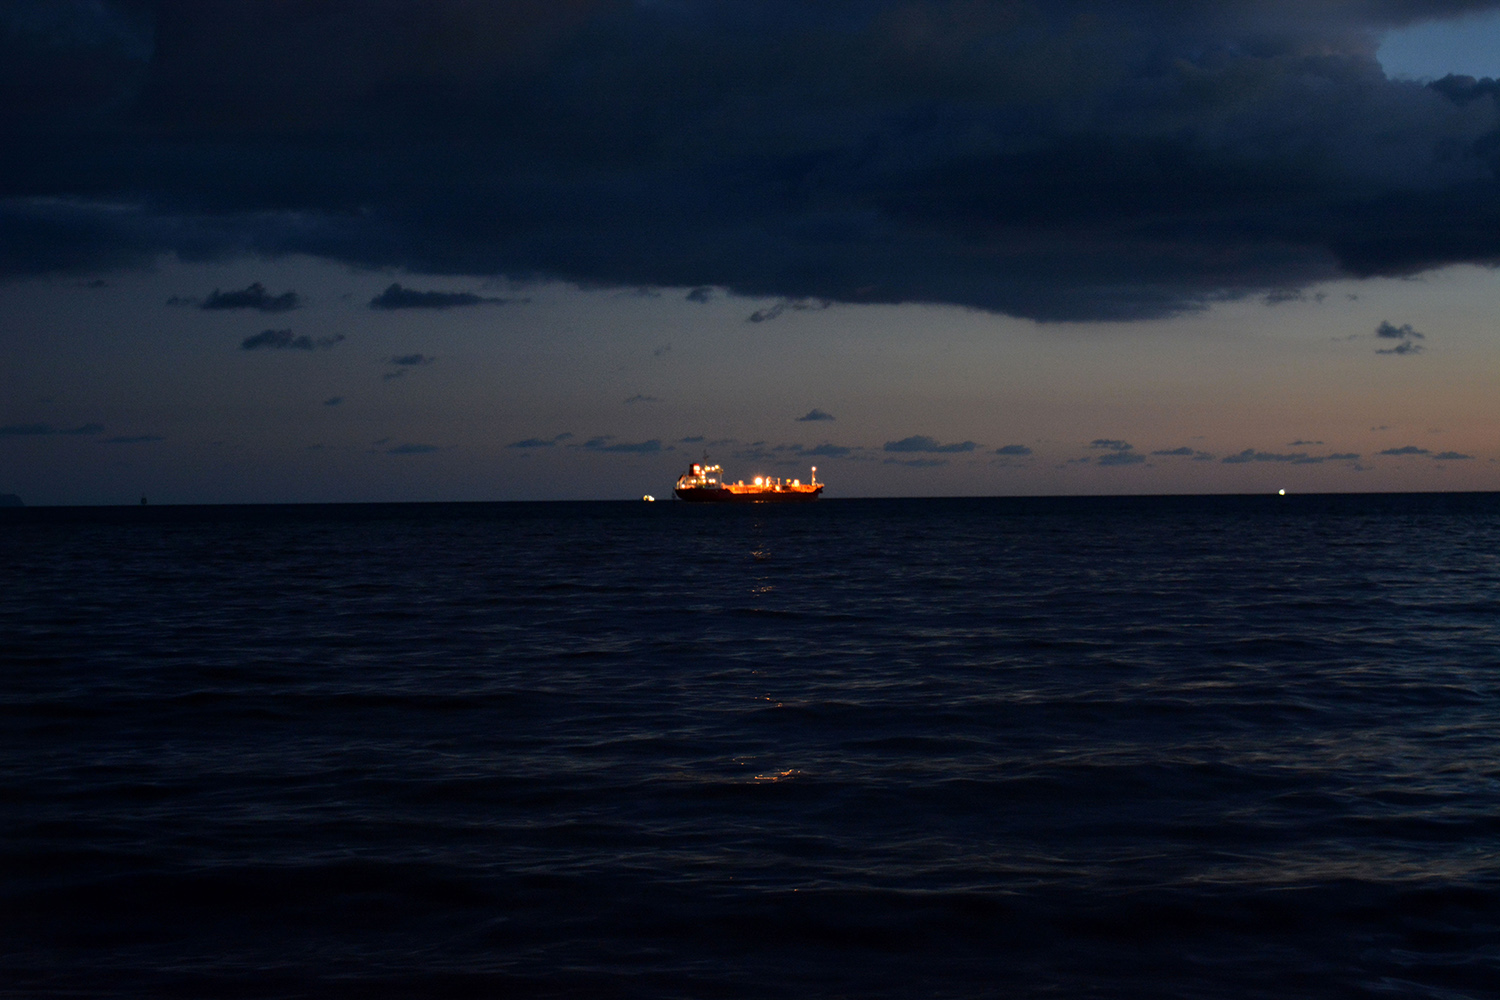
[0,494,22,507]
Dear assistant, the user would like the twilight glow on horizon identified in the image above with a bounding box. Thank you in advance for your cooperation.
[5,1,1500,503]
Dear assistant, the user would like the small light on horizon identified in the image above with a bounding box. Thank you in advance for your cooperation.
[1278,489,1286,496]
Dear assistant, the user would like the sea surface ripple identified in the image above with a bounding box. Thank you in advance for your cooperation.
[3,495,1499,998]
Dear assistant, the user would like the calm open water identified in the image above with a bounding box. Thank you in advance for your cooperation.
[3,494,1499,999]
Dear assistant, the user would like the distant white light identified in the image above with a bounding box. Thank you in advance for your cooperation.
[1378,12,1500,81]
[643,494,655,501]
[1278,489,1286,496]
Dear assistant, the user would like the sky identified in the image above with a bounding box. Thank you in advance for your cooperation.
[4,1,1500,503]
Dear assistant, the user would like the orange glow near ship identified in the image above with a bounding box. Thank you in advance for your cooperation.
[674,463,823,503]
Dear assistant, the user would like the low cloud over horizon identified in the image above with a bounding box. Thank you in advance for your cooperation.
[885,436,978,454]
[241,329,344,351]
[1,422,104,437]
[199,283,300,313]
[369,284,517,310]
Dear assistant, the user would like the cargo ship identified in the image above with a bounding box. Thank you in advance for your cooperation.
[674,462,823,502]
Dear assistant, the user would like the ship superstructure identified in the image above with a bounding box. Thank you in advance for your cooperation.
[674,463,823,502]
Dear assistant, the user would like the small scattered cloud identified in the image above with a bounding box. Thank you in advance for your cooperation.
[1222,449,1319,464]
[241,329,301,350]
[386,443,440,454]
[624,394,661,404]
[388,354,435,366]
[652,343,672,358]
[202,282,300,312]
[369,283,515,309]
[735,442,849,467]
[1374,321,1425,355]
[101,435,163,444]
[1075,439,1147,465]
[1375,445,1473,461]
[509,431,574,449]
[1327,452,1360,461]
[323,397,343,406]
[1288,440,1324,446]
[581,436,662,454]
[685,287,714,303]
[1377,342,1423,356]
[747,299,832,323]
[796,409,835,422]
[1151,445,1215,460]
[241,329,344,350]
[994,444,1033,456]
[0,422,104,436]
[884,457,947,467]
[884,435,977,454]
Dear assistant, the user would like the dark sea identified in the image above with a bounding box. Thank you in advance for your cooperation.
[4,494,1499,999]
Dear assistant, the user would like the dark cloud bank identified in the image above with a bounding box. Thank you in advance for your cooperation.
[6,2,1500,320]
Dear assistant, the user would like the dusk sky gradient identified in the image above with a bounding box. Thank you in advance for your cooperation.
[5,0,1500,502]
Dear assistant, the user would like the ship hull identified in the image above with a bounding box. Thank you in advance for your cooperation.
[674,486,822,503]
